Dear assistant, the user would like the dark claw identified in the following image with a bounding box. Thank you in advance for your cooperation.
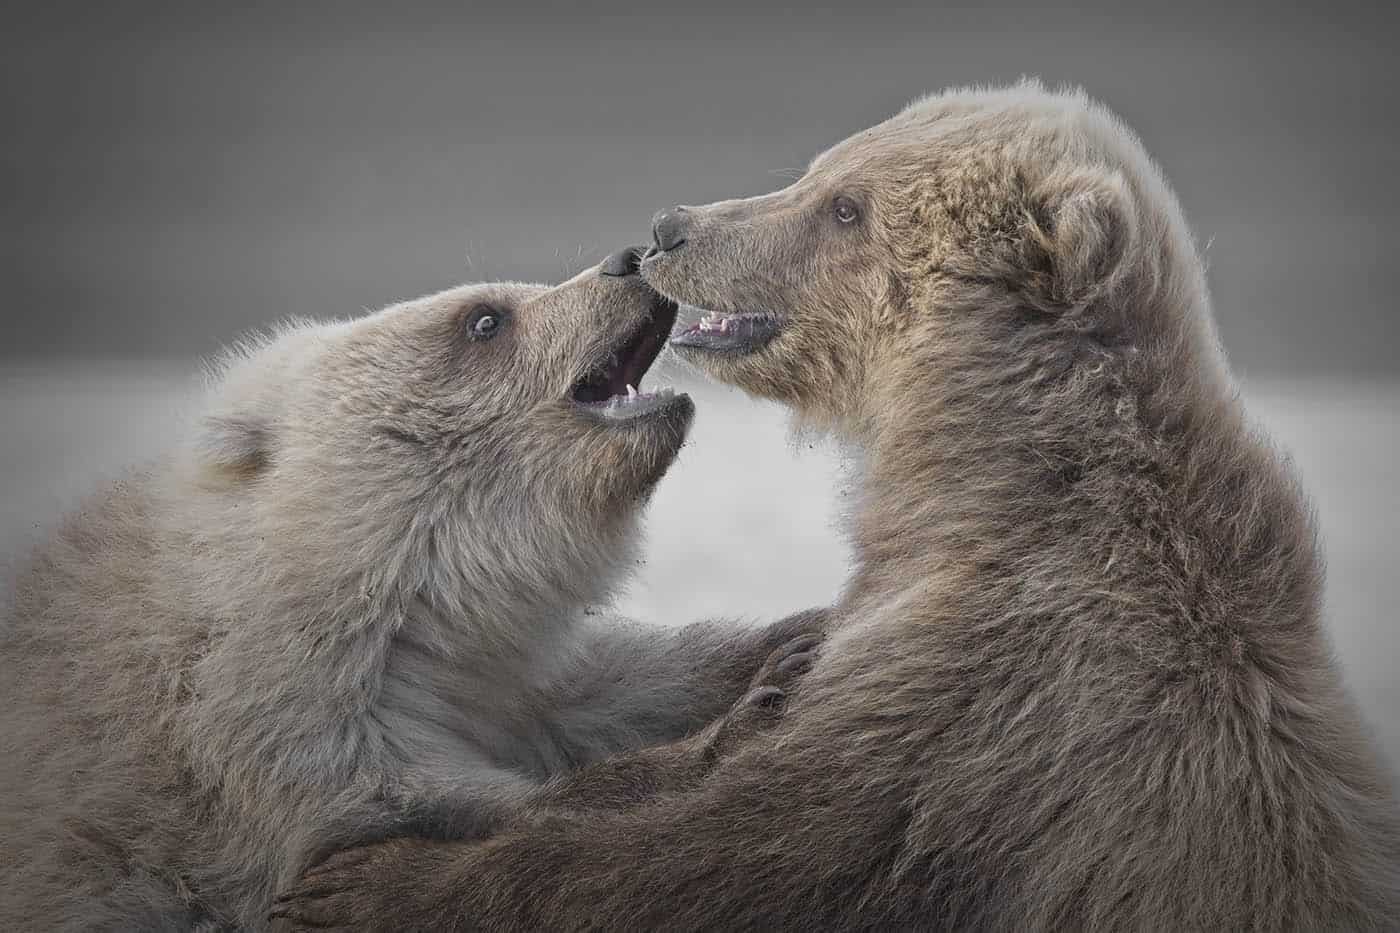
[783,633,824,654]
[302,846,373,879]
[745,685,786,710]
[774,651,816,678]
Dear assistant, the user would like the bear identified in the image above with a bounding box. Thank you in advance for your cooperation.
[0,247,823,931]
[274,82,1400,930]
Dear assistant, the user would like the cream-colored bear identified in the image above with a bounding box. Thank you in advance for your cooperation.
[276,82,1400,931]
[1,253,819,931]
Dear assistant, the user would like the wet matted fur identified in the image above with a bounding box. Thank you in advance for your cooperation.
[275,82,1400,930]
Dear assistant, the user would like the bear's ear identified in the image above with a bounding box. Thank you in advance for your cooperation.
[194,413,273,480]
[1022,166,1137,312]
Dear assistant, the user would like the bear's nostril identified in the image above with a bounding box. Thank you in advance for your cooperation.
[600,245,645,277]
[651,208,689,253]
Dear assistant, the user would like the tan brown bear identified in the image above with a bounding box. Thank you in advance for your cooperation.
[0,250,821,931]
[275,82,1400,930]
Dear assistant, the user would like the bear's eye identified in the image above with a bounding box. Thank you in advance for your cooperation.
[832,196,861,225]
[466,306,507,341]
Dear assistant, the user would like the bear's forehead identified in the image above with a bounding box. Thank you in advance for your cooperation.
[810,88,1121,191]
[426,281,544,309]
[808,128,925,181]
[809,101,1007,179]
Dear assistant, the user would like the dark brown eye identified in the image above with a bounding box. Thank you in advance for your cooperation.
[467,306,507,341]
[832,196,860,225]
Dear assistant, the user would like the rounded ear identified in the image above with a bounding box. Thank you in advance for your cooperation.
[195,413,273,479]
[1023,166,1137,312]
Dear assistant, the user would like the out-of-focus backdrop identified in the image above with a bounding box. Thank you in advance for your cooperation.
[2,1,1396,761]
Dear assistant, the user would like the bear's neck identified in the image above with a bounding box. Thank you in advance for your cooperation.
[842,337,1321,642]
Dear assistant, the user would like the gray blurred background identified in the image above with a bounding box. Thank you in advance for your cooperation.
[2,1,1396,760]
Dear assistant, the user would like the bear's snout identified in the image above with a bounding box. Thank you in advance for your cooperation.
[599,245,645,278]
[650,207,690,254]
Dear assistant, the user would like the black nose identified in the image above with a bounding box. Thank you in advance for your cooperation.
[651,208,689,253]
[599,245,645,277]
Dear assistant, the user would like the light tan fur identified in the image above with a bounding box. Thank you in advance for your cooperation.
[275,82,1400,931]
[1,263,820,931]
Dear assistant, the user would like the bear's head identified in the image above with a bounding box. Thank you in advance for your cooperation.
[184,252,690,629]
[641,81,1222,442]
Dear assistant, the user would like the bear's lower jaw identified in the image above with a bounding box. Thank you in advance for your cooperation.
[574,386,690,423]
[669,309,784,357]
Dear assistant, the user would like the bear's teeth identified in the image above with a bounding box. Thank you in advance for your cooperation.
[626,384,638,399]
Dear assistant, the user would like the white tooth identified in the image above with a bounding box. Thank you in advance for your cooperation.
[627,384,638,399]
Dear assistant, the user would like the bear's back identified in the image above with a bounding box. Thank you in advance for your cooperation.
[0,472,214,929]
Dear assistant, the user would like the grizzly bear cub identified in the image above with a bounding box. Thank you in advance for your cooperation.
[1,252,818,931]
[276,82,1400,931]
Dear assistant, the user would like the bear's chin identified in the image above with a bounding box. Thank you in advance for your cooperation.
[533,392,695,506]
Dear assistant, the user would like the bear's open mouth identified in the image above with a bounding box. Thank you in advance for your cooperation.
[669,308,784,356]
[570,296,683,420]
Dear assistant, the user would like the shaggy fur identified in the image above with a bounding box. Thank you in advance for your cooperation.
[275,82,1400,930]
[0,262,822,931]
